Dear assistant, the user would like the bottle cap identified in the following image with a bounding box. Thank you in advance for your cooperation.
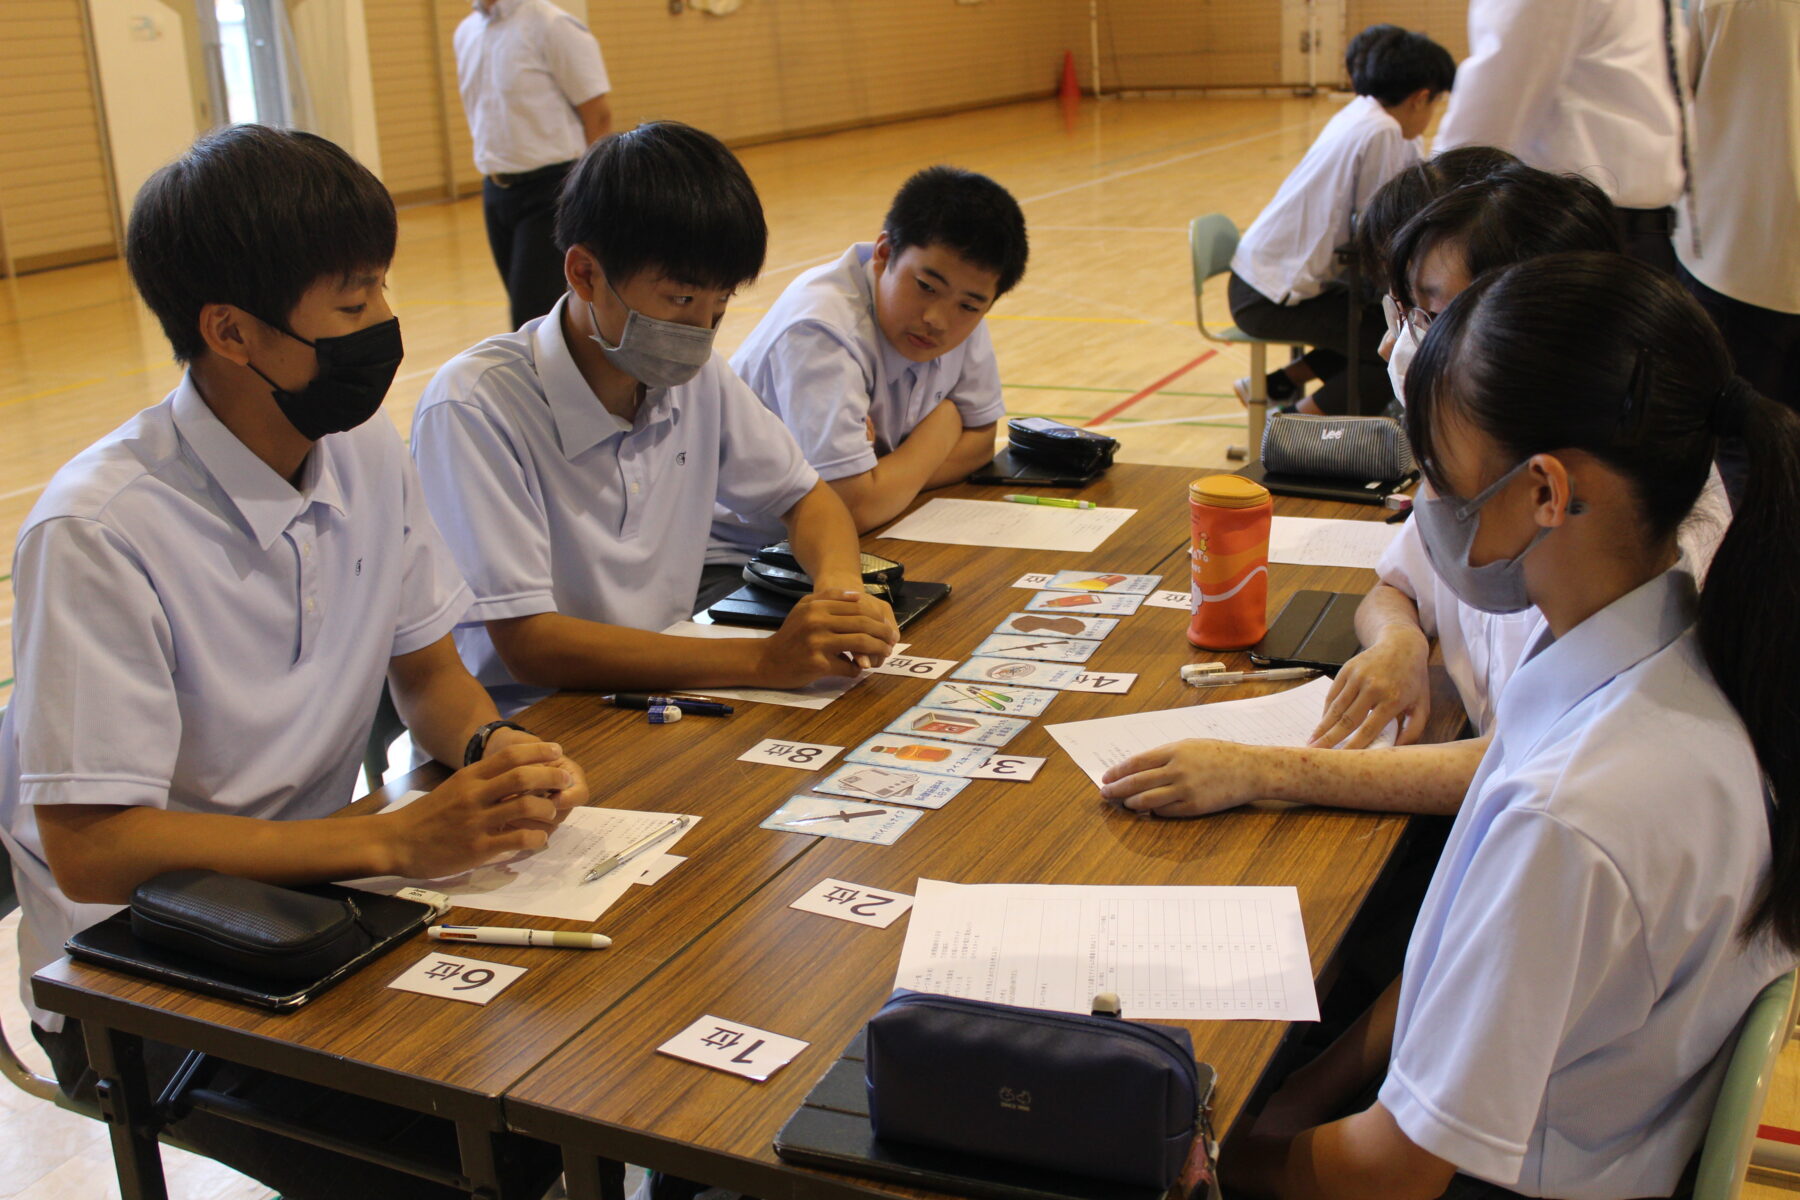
[1189,473,1270,509]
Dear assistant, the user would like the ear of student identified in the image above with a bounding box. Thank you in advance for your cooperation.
[196,304,254,366]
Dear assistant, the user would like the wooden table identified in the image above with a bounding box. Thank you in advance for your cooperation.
[33,464,1458,1200]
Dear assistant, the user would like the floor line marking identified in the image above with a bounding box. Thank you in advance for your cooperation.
[1084,351,1218,427]
[1758,1124,1800,1146]
[1018,121,1314,206]
[1090,413,1243,432]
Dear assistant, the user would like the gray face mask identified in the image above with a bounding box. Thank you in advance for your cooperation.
[588,281,715,389]
[1413,458,1565,614]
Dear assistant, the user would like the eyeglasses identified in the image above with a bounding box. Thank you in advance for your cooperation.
[1382,293,1436,339]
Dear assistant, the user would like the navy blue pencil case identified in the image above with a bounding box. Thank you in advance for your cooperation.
[864,989,1203,1189]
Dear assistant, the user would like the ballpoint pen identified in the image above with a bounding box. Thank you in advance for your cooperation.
[779,808,886,827]
[582,815,691,884]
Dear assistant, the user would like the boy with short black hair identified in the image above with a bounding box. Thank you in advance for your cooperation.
[412,121,899,713]
[1229,24,1456,414]
[712,164,1028,556]
[0,123,582,1197]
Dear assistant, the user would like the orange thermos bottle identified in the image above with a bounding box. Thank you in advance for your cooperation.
[1187,474,1272,650]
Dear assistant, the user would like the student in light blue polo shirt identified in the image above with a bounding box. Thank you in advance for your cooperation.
[0,125,583,1199]
[412,122,899,714]
[712,166,1027,561]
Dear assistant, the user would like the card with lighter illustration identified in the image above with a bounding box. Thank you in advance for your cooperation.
[1043,570,1161,594]
[844,734,993,778]
[992,611,1119,640]
[815,764,971,809]
[884,705,1030,748]
[919,681,1060,718]
[1022,589,1144,615]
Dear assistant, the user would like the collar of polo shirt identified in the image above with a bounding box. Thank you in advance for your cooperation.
[856,245,923,389]
[533,295,683,460]
[473,0,521,19]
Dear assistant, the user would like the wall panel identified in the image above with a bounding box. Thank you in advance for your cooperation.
[1344,1,1470,67]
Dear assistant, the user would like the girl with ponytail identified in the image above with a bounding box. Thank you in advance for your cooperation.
[1212,253,1798,1199]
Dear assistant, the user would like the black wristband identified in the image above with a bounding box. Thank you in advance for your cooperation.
[463,719,534,768]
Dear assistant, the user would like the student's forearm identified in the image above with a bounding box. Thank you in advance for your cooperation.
[387,635,502,767]
[924,421,998,488]
[829,402,964,530]
[784,481,867,592]
[489,612,765,692]
[577,94,612,144]
[1353,582,1426,650]
[1255,736,1486,814]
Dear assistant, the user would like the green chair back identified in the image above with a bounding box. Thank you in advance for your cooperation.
[1189,213,1241,295]
[1694,969,1797,1200]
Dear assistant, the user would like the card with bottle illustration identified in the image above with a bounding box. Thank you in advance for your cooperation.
[814,765,972,810]
[949,657,1086,690]
[992,612,1118,641]
[1022,589,1144,616]
[843,734,993,778]
[882,706,1029,748]
[1043,570,1161,595]
[971,633,1100,664]
[918,681,1060,718]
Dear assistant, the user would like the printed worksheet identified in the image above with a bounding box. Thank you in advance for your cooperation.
[1044,676,1393,785]
[1268,516,1402,570]
[346,807,699,923]
[662,621,906,709]
[895,880,1318,1021]
[876,499,1136,553]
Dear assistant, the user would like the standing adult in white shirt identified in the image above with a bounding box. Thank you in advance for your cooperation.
[1435,0,1689,272]
[455,0,612,330]
[1229,25,1454,414]
[1673,0,1800,502]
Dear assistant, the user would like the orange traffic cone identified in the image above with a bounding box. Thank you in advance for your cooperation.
[1059,50,1081,103]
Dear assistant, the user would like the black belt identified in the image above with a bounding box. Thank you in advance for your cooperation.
[486,160,574,189]
[1617,206,1677,237]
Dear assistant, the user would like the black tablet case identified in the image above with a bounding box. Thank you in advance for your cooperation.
[66,885,433,1012]
[1251,589,1364,672]
[708,580,951,631]
[775,1029,1208,1200]
[966,449,1103,489]
[1235,460,1417,506]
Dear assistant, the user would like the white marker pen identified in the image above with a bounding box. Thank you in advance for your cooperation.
[428,925,611,950]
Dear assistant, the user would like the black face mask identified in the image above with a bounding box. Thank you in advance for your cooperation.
[247,317,404,442]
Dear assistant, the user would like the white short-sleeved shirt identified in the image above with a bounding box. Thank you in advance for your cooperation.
[0,378,471,1030]
[411,294,820,714]
[1231,95,1422,305]
[1378,468,1730,732]
[1673,0,1800,314]
[1436,0,1686,210]
[712,243,1005,561]
[1380,569,1792,1197]
[454,0,611,177]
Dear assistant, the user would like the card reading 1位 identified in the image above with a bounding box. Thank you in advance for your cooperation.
[815,764,972,809]
[1023,589,1145,616]
[993,611,1119,640]
[884,706,1030,748]
[657,1015,809,1081]
[918,681,1060,717]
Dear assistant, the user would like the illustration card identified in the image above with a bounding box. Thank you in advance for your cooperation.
[1043,570,1161,595]
[919,681,1060,718]
[883,706,1029,748]
[949,657,1085,690]
[844,734,993,778]
[814,764,971,810]
[1023,590,1145,616]
[972,633,1100,664]
[992,611,1118,640]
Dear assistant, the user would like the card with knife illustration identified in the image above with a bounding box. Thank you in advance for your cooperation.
[971,633,1100,663]
[759,796,921,844]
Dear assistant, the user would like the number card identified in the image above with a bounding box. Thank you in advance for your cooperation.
[968,754,1047,782]
[869,653,958,680]
[1142,589,1194,610]
[790,877,915,928]
[993,612,1118,640]
[884,706,1029,748]
[1010,572,1056,590]
[658,1015,809,1082]
[1023,590,1145,616]
[972,633,1100,664]
[738,739,844,770]
[388,954,526,1006]
[761,796,922,844]
[1044,570,1161,595]
[950,657,1085,690]
[1063,671,1138,694]
[845,734,991,777]
[919,681,1060,718]
[816,764,971,809]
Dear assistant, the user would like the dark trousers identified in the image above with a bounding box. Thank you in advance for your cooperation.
[34,1018,561,1200]
[483,162,575,331]
[1227,273,1393,415]
[1680,263,1800,506]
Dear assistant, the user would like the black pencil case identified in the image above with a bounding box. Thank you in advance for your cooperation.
[865,989,1202,1188]
[1007,417,1118,476]
[129,869,375,982]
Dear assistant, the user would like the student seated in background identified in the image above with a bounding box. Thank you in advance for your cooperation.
[411,121,899,716]
[0,125,583,1199]
[1228,24,1455,415]
[711,165,1028,558]
[1206,255,1797,1199]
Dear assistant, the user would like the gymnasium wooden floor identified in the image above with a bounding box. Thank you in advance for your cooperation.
[2,94,1797,1198]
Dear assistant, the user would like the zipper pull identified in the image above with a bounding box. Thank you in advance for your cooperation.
[1090,991,1122,1018]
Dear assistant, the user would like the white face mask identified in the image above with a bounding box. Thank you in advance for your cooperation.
[1382,293,1421,408]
